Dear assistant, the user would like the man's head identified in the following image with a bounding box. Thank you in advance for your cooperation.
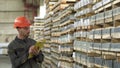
[14,16,31,38]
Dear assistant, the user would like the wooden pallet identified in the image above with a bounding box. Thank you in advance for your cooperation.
[102,34,111,39]
[94,64,103,68]
[60,40,73,44]
[88,25,93,30]
[111,33,120,39]
[112,39,120,43]
[59,10,73,19]
[59,0,77,4]
[114,15,120,27]
[76,12,95,18]
[95,0,120,13]
[94,35,102,39]
[87,62,94,68]
[59,19,74,27]
[105,17,113,23]
[76,26,82,30]
[102,51,116,60]
[87,51,101,57]
[59,57,73,63]
[52,17,60,22]
[51,32,61,37]
[53,4,69,13]
[60,28,74,35]
[81,26,87,30]
[104,23,113,28]
[44,44,51,48]
[94,24,103,29]
[116,53,120,62]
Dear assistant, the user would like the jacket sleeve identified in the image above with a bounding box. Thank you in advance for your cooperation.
[8,45,29,68]
[35,51,44,63]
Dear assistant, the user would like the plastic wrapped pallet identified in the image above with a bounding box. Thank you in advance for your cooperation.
[113,7,120,16]
[81,31,87,38]
[93,43,101,50]
[73,63,84,68]
[101,43,111,51]
[111,43,120,52]
[89,30,94,39]
[74,1,80,11]
[93,1,102,10]
[111,27,120,38]
[94,57,104,67]
[73,40,83,51]
[102,0,112,5]
[94,29,102,39]
[102,28,111,39]
[114,61,120,68]
[96,13,104,21]
[104,60,113,68]
[90,15,96,23]
[105,10,113,19]
[80,53,87,65]
[74,52,81,63]
[87,56,94,67]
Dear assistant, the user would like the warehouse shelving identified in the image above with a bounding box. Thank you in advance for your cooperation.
[42,0,120,68]
[42,12,53,68]
[43,0,77,68]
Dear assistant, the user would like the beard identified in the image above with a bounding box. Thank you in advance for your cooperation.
[22,32,29,38]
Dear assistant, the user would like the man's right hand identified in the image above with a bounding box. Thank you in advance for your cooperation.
[29,46,39,56]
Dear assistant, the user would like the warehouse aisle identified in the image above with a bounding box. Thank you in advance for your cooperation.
[0,55,11,68]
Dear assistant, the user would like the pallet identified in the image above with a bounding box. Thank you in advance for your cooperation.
[59,19,74,27]
[94,24,103,29]
[94,64,103,68]
[60,28,74,35]
[101,39,111,44]
[52,17,60,22]
[59,0,77,4]
[111,33,120,39]
[94,35,102,39]
[51,32,61,37]
[44,44,51,48]
[59,57,73,63]
[95,0,120,13]
[88,35,94,40]
[104,23,113,28]
[53,4,69,13]
[87,51,101,57]
[81,26,88,30]
[105,17,113,23]
[60,40,73,44]
[102,35,111,39]
[114,15,120,27]
[59,10,73,19]
[76,26,82,31]
[102,51,116,60]
[87,63,94,68]
[76,12,95,18]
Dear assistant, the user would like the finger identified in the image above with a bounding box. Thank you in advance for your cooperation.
[33,48,39,55]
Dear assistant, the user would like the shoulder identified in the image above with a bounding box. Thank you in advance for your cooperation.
[28,38,36,44]
[28,38,36,42]
[8,40,17,49]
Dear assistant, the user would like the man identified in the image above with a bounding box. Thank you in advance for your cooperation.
[8,16,44,68]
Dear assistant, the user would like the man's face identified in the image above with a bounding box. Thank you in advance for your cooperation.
[17,26,30,38]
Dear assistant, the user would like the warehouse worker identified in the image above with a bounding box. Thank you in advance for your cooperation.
[8,16,44,68]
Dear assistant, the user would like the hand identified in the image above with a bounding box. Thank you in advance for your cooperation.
[29,46,39,56]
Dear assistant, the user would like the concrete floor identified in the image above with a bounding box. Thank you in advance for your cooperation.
[0,55,11,68]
